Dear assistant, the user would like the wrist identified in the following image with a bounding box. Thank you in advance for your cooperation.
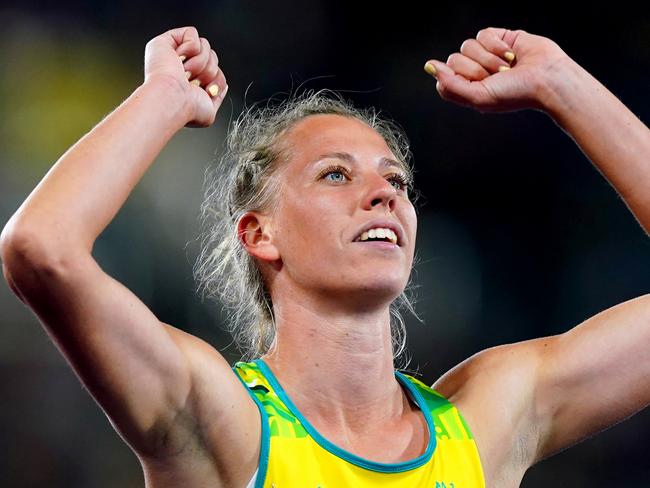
[536,56,589,121]
[140,75,193,129]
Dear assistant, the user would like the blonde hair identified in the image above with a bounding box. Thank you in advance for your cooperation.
[192,88,423,369]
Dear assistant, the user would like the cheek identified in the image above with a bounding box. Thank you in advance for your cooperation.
[404,203,417,237]
[277,196,336,255]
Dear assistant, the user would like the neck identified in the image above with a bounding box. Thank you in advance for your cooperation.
[259,283,409,434]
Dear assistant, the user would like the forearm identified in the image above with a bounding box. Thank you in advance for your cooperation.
[1,76,191,258]
[539,57,650,236]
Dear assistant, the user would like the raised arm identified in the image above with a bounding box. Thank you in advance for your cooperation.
[423,27,650,236]
[423,27,649,468]
[0,26,247,462]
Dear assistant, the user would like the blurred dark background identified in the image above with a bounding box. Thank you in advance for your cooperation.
[1,1,648,486]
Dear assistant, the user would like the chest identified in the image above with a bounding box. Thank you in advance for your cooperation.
[308,410,429,463]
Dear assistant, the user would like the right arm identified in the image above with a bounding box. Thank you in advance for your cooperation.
[0,27,257,464]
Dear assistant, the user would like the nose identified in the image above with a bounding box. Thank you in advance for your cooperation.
[362,173,397,211]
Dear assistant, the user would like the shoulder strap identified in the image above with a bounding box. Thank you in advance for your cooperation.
[233,360,309,438]
[400,372,476,441]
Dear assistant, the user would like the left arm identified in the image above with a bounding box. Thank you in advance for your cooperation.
[539,56,650,236]
[531,293,650,463]
[424,27,650,466]
[424,28,650,235]
[528,53,650,463]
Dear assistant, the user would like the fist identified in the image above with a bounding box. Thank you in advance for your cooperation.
[423,28,571,113]
[144,26,228,128]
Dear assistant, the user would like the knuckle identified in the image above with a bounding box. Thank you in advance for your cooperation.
[459,39,475,54]
[474,66,488,79]
[206,61,219,79]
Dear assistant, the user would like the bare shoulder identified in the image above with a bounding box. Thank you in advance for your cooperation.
[147,323,262,487]
[431,337,554,487]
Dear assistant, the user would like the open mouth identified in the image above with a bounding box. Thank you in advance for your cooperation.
[354,229,400,246]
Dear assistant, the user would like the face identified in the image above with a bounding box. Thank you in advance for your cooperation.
[244,113,418,306]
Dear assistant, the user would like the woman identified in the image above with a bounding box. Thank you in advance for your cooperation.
[1,25,648,488]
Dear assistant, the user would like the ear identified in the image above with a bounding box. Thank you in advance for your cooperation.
[237,211,281,263]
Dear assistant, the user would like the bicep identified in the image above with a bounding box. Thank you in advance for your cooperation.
[534,294,650,463]
[4,247,195,455]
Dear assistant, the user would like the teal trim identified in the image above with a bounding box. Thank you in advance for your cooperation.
[254,358,437,473]
[232,365,270,488]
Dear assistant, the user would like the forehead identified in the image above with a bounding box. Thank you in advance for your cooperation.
[279,114,401,171]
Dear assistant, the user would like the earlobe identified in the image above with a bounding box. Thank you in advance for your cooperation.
[237,212,280,262]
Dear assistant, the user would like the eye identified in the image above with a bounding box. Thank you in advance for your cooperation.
[318,164,411,191]
[318,165,350,183]
[387,173,410,191]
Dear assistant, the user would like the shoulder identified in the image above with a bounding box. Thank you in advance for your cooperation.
[429,338,552,484]
[431,337,549,401]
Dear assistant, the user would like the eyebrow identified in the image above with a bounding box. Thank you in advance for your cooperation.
[311,151,407,172]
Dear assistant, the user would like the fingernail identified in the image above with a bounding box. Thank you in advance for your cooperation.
[190,79,201,86]
[179,55,187,62]
[504,51,515,62]
[424,61,437,77]
[208,84,219,97]
[185,71,192,79]
[498,65,511,72]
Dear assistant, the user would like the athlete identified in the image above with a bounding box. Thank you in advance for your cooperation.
[0,25,648,488]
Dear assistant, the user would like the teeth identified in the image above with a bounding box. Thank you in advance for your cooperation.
[357,227,398,245]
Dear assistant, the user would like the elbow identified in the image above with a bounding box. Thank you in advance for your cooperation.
[2,228,48,270]
[1,229,73,288]
[1,214,44,267]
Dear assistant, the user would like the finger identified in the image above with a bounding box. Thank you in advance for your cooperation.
[446,52,491,81]
[460,38,511,75]
[193,49,220,87]
[184,37,212,82]
[422,60,493,109]
[476,27,517,64]
[208,69,228,107]
[169,26,201,57]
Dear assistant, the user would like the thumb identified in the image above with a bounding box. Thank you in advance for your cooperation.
[423,59,483,109]
[423,60,455,78]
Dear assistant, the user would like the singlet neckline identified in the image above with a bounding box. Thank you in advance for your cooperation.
[253,358,437,472]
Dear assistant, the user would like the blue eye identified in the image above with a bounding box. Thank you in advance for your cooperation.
[325,171,346,182]
[319,164,410,191]
[320,165,349,183]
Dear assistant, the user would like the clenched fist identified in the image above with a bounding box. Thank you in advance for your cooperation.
[144,26,228,128]
[423,27,572,113]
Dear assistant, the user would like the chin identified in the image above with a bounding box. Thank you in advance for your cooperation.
[341,278,406,301]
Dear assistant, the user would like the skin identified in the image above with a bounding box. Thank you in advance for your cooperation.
[1,25,648,488]
[238,113,422,454]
